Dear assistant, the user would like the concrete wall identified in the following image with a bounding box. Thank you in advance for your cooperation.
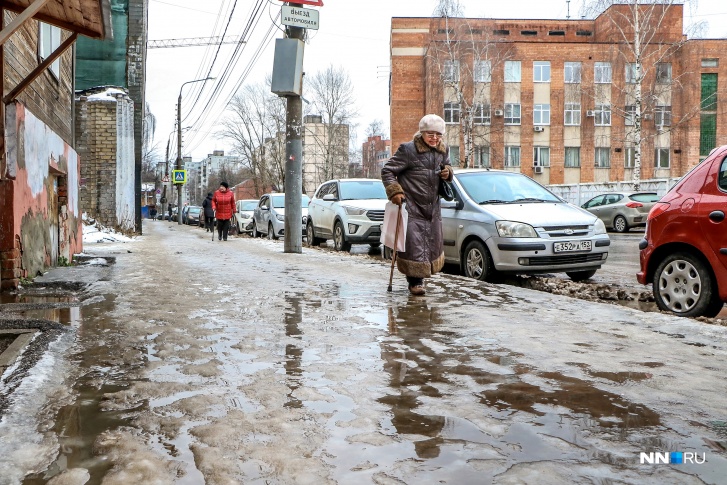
[75,89,136,231]
[0,103,82,289]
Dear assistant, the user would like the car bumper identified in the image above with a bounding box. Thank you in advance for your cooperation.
[488,235,610,272]
[346,223,382,243]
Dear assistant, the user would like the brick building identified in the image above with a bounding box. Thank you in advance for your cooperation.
[361,135,392,179]
[390,4,727,185]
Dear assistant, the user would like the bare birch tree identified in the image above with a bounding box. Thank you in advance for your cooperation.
[305,65,357,186]
[581,0,705,189]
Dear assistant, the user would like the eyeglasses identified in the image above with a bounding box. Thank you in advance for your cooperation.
[423,131,442,138]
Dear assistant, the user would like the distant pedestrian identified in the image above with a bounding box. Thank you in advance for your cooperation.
[212,182,236,241]
[202,192,215,232]
[381,114,452,296]
[168,204,173,221]
[149,205,157,220]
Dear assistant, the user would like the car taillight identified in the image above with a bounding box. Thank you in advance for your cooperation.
[625,201,643,208]
[647,202,670,221]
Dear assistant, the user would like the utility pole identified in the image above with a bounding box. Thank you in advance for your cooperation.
[283,7,305,253]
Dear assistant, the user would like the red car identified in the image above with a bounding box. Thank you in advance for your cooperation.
[638,146,727,318]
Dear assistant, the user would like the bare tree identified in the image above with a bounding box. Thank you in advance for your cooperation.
[305,65,357,187]
[365,119,386,138]
[217,80,286,196]
[580,0,705,189]
[433,0,463,17]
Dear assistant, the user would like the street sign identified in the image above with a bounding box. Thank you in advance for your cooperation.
[172,169,187,184]
[156,189,161,194]
[281,5,319,30]
[278,0,323,6]
[162,175,170,183]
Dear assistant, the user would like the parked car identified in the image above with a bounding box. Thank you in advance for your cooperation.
[180,205,191,224]
[252,193,311,239]
[170,207,179,222]
[306,179,387,251]
[637,146,727,318]
[582,192,661,232]
[186,206,202,226]
[439,169,610,282]
[234,199,258,235]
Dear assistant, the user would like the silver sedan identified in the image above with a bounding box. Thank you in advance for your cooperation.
[581,192,660,233]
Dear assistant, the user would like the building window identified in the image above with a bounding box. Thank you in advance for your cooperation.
[504,103,521,125]
[533,104,550,125]
[624,147,635,168]
[595,147,611,168]
[39,22,61,78]
[656,63,672,84]
[655,105,672,127]
[625,63,638,83]
[702,58,719,68]
[594,104,611,126]
[474,146,490,168]
[533,146,550,167]
[655,148,670,169]
[505,61,521,82]
[505,146,520,167]
[595,62,612,83]
[564,62,581,83]
[443,60,460,82]
[534,61,550,82]
[444,102,461,123]
[448,146,460,167]
[564,147,581,167]
[564,103,581,126]
[474,60,491,82]
[625,105,636,126]
[473,103,491,124]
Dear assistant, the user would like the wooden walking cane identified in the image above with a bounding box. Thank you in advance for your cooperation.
[387,204,403,292]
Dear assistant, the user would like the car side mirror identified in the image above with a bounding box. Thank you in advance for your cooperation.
[322,194,337,201]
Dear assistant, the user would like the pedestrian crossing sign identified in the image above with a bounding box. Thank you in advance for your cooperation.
[172,170,187,184]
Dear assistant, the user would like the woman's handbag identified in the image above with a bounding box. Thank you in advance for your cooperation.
[439,179,454,201]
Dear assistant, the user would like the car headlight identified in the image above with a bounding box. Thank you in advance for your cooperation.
[593,218,607,235]
[496,221,538,238]
[343,205,367,216]
[276,214,285,221]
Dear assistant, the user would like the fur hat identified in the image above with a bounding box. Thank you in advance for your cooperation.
[418,114,446,135]
[220,181,229,189]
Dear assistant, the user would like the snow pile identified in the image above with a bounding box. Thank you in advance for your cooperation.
[82,213,136,244]
[85,87,128,102]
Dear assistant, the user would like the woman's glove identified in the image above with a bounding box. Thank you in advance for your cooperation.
[391,193,405,206]
[440,165,451,180]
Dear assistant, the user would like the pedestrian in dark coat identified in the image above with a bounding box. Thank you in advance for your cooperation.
[381,114,453,295]
[212,182,236,241]
[202,192,215,232]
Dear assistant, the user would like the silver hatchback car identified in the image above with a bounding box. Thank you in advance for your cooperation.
[581,192,660,233]
[442,169,610,281]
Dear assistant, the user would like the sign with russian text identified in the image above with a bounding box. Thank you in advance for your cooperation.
[281,6,320,30]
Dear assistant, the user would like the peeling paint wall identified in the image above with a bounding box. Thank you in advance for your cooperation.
[116,95,136,229]
[1,102,82,288]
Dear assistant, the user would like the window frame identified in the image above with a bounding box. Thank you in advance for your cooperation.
[38,22,61,79]
[625,63,638,84]
[443,59,460,82]
[533,61,551,82]
[504,146,521,167]
[473,103,491,125]
[474,145,490,168]
[595,147,611,168]
[533,146,551,167]
[564,62,581,83]
[654,105,672,127]
[594,62,612,84]
[504,103,521,125]
[564,103,581,126]
[449,145,460,167]
[624,147,635,168]
[474,60,492,83]
[625,105,636,126]
[654,147,670,169]
[564,147,581,167]
[656,63,672,84]
[444,102,461,123]
[533,104,551,125]
[594,104,612,126]
[504,60,521,82]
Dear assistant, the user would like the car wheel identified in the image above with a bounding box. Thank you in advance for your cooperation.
[566,269,598,281]
[252,221,261,238]
[462,240,493,282]
[306,220,324,247]
[333,221,352,252]
[652,251,721,318]
[613,215,629,233]
[369,242,381,248]
[268,223,277,240]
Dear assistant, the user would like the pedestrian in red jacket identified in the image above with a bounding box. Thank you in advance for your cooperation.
[212,182,236,241]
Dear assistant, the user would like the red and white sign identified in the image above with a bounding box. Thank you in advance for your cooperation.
[280,0,323,7]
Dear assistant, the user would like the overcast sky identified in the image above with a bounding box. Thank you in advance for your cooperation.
[147,0,727,164]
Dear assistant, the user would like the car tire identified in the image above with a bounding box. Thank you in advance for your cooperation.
[613,215,629,233]
[268,222,277,240]
[566,269,598,281]
[306,220,324,247]
[652,251,721,318]
[369,242,381,248]
[333,221,352,252]
[462,240,494,282]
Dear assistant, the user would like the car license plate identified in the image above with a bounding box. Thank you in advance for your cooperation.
[553,240,592,253]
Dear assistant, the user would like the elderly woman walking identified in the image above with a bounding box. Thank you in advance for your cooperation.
[381,114,453,296]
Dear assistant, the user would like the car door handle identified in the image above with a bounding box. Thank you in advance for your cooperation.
[709,210,725,222]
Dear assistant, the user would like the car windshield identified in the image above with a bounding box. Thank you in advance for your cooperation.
[272,195,311,209]
[240,201,257,211]
[339,181,387,200]
[189,207,201,213]
[630,193,660,203]
[456,172,561,204]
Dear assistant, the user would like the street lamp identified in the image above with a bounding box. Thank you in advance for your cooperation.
[176,77,215,224]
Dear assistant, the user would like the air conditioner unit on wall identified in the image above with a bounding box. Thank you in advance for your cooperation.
[534,126,545,132]
[533,166,543,174]
[494,109,504,116]
[586,110,595,117]
[643,113,653,120]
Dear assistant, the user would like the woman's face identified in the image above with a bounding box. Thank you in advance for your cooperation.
[219,185,227,192]
[422,131,442,148]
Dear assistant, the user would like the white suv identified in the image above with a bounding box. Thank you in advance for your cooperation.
[306,179,388,251]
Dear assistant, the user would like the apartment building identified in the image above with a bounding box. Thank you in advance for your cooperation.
[361,135,392,179]
[390,4,727,184]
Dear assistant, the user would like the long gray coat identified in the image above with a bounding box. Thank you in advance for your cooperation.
[381,134,452,279]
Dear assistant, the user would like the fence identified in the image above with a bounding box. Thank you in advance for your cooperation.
[547,178,681,206]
